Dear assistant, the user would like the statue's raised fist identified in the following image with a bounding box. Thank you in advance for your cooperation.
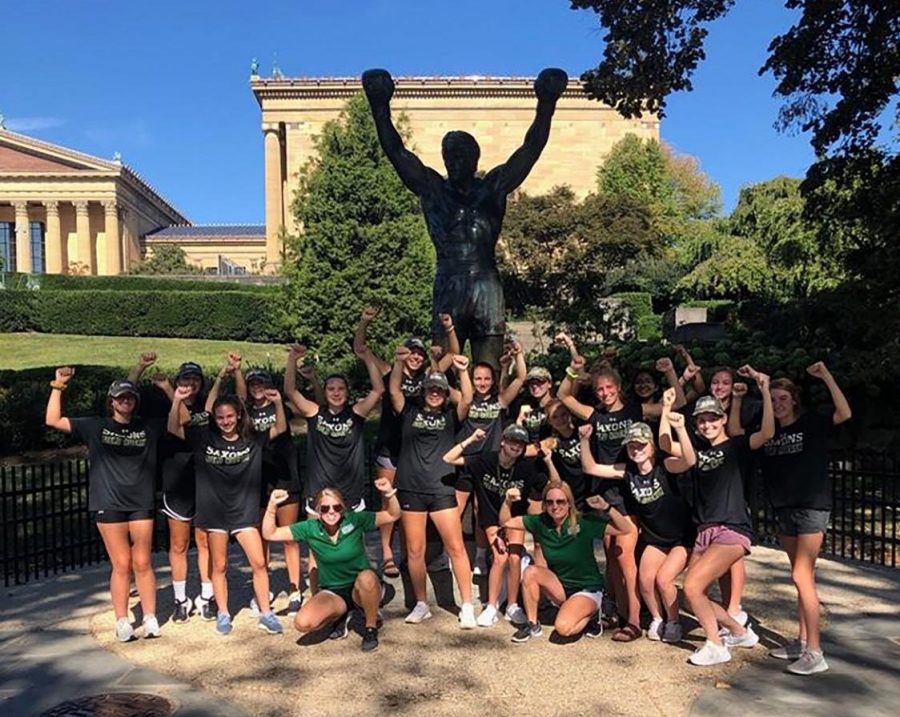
[362,69,395,104]
[535,68,568,103]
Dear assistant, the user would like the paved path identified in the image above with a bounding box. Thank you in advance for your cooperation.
[0,564,248,717]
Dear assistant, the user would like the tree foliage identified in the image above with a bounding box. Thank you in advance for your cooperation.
[128,244,203,275]
[279,95,434,376]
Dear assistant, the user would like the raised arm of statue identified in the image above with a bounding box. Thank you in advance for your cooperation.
[486,68,568,196]
[362,69,441,196]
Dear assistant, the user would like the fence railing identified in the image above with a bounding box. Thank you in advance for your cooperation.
[3,449,898,587]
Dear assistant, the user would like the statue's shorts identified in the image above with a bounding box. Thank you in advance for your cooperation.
[431,270,505,342]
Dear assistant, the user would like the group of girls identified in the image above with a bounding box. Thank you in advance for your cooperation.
[45,309,850,669]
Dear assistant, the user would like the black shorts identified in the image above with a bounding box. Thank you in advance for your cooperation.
[476,498,527,529]
[260,479,302,509]
[94,509,154,524]
[639,533,695,551]
[161,490,196,522]
[596,480,628,514]
[398,490,457,513]
[322,579,385,612]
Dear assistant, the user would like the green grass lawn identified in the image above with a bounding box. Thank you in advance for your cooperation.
[0,333,290,372]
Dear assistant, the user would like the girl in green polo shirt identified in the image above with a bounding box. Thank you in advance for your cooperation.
[501,481,636,643]
[262,478,401,653]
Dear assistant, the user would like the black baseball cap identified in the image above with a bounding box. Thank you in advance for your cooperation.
[245,368,273,386]
[176,362,203,381]
[404,338,427,355]
[502,424,529,444]
[108,379,139,399]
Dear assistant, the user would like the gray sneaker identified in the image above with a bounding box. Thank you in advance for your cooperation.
[770,639,805,660]
[511,622,543,643]
[787,650,829,675]
[115,617,135,642]
[661,621,683,643]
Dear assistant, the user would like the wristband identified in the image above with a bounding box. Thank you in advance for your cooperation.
[565,366,580,381]
[50,380,68,391]
[445,325,455,333]
[382,488,398,498]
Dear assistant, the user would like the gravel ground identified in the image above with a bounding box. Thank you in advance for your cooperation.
[91,546,900,717]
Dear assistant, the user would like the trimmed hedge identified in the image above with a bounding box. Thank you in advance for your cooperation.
[0,289,288,341]
[610,291,662,340]
[34,274,277,293]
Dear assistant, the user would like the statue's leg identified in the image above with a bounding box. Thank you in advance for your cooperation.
[470,334,505,371]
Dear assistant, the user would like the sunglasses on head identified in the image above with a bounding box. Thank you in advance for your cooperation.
[318,503,344,514]
[544,498,568,507]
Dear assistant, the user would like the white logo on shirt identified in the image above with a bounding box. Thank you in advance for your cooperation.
[698,449,726,472]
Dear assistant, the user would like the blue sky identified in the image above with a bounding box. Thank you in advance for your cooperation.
[3,0,813,223]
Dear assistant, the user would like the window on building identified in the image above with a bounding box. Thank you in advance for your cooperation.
[0,222,14,273]
[30,222,46,274]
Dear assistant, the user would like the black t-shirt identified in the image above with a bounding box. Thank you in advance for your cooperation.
[160,400,210,493]
[375,370,424,459]
[623,462,694,545]
[588,401,644,507]
[458,392,504,454]
[248,401,299,490]
[761,411,834,510]
[690,434,753,536]
[462,451,547,520]
[188,427,268,532]
[551,432,594,510]
[507,394,551,443]
[70,416,165,512]
[306,405,367,506]
[396,401,458,496]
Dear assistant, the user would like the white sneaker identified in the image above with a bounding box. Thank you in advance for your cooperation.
[787,649,829,675]
[504,603,527,626]
[116,617,135,642]
[405,601,432,624]
[142,614,161,638]
[459,602,477,629]
[647,618,664,641]
[718,609,749,636]
[689,640,732,666]
[723,624,759,649]
[249,591,275,617]
[477,604,499,627]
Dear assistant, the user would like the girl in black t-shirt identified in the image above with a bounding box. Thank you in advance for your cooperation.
[755,362,851,675]
[540,400,592,510]
[580,397,696,645]
[169,385,288,638]
[46,368,163,643]
[676,367,774,667]
[557,357,685,642]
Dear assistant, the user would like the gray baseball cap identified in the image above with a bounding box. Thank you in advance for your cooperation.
[621,422,654,445]
[422,371,449,392]
[404,338,427,355]
[108,379,139,398]
[526,366,552,382]
[502,424,530,444]
[693,395,726,417]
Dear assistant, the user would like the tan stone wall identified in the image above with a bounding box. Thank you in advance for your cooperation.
[145,240,267,272]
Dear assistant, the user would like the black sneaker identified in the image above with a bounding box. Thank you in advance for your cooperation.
[511,622,543,643]
[172,598,191,624]
[328,613,352,640]
[361,627,379,652]
[198,595,217,622]
[287,591,303,617]
[584,616,603,639]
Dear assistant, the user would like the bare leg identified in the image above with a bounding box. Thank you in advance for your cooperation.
[483,525,508,606]
[520,565,566,623]
[195,527,211,584]
[129,519,157,617]
[683,545,746,645]
[97,522,133,619]
[235,529,272,613]
[401,510,429,602]
[555,595,600,636]
[790,532,825,651]
[639,545,667,620]
[207,531,231,615]
[377,465,398,567]
[430,507,473,603]
[655,546,690,622]
[277,501,302,591]
[293,591,346,633]
[352,569,382,628]
[167,518,190,583]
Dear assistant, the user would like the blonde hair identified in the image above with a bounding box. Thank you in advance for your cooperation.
[314,487,346,512]
[542,481,580,535]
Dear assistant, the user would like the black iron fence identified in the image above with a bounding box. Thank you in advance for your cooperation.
[3,450,898,587]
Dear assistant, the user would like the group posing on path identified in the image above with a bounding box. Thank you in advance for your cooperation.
[45,308,850,672]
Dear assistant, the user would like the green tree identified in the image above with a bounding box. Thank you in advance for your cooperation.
[279,95,434,376]
[129,244,203,275]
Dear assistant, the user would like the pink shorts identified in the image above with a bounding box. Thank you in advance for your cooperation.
[693,525,751,557]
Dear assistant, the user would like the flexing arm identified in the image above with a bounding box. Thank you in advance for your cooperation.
[205,356,235,413]
[435,314,460,373]
[373,477,402,527]
[353,349,387,418]
[728,382,749,436]
[267,389,288,440]
[443,428,486,467]
[128,351,156,384]
[658,387,680,456]
[262,490,297,542]
[557,355,594,421]
[807,361,852,425]
[499,341,527,408]
[641,357,686,418]
[229,352,247,403]
[389,347,409,414]
[45,367,75,433]
[585,495,635,537]
[500,488,527,531]
[452,355,473,422]
[578,425,625,479]
[749,370,776,450]
[353,306,391,375]
[663,412,696,472]
[362,69,441,195]
[283,344,319,418]
[168,386,192,440]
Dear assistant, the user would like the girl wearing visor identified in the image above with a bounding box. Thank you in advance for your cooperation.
[284,342,385,593]
[46,371,165,642]
[580,389,697,644]
[389,346,477,627]
[444,423,552,627]
[354,307,459,578]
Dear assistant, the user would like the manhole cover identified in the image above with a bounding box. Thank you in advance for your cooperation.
[40,693,175,717]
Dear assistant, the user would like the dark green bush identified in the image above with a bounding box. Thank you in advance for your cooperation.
[610,292,661,340]
[0,272,277,293]
[0,290,38,331]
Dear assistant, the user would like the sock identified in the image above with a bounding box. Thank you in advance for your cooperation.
[173,580,186,602]
[201,582,214,600]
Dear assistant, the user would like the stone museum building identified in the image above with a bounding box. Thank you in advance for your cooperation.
[0,73,659,275]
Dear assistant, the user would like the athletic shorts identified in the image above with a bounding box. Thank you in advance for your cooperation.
[556,585,604,611]
[775,508,830,536]
[207,525,258,536]
[397,490,457,513]
[94,509,154,524]
[431,269,505,339]
[639,528,696,551]
[161,490,196,522]
[321,579,385,613]
[693,524,751,557]
[305,497,366,517]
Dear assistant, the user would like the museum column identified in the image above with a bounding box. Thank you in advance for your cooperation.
[44,201,63,274]
[103,201,121,275]
[263,124,284,270]
[13,201,32,274]
[74,200,94,274]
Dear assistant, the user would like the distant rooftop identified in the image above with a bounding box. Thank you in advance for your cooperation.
[147,224,265,239]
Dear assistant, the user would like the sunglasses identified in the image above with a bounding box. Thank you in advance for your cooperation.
[318,504,344,514]
[544,498,568,507]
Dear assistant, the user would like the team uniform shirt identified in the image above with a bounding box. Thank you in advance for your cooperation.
[522,513,608,591]
[70,416,165,512]
[160,399,210,505]
[306,405,368,507]
[248,401,300,497]
[395,400,458,496]
[461,451,547,526]
[507,394,551,443]
[690,434,754,537]
[374,370,424,461]
[588,401,644,509]
[458,392,504,454]
[550,432,594,511]
[623,462,694,547]
[289,511,377,590]
[761,412,834,510]
[187,428,269,532]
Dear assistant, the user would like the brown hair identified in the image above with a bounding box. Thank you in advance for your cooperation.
[770,377,802,415]
[211,394,253,441]
[542,481,580,535]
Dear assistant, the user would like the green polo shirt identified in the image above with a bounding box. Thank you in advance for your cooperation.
[289,511,377,590]
[522,513,607,592]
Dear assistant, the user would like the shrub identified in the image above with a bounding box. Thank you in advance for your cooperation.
[0,290,38,331]
[609,291,661,340]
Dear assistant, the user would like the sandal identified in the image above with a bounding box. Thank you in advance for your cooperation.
[612,623,642,642]
[382,558,400,578]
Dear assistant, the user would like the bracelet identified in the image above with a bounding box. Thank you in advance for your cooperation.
[382,489,398,498]
[445,325,455,333]
[50,380,68,391]
[565,367,580,381]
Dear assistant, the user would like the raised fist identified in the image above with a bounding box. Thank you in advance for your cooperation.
[269,489,290,506]
[361,305,379,322]
[264,388,282,403]
[505,487,522,505]
[668,412,685,429]
[55,366,75,384]
[138,352,157,368]
[578,424,593,440]
[288,343,307,361]
[451,354,470,372]
[498,352,513,367]
[226,352,242,373]
[755,372,771,390]
[683,364,701,382]
[554,332,573,347]
[510,340,523,355]
[174,385,193,401]
[662,386,677,408]
[362,69,395,104]
[732,382,748,398]
[151,373,170,390]
[518,405,533,421]
[585,494,609,512]
[806,361,830,380]
[469,428,487,444]
[374,476,393,494]
[737,364,759,380]
[535,68,568,103]
[655,357,674,374]
[395,346,411,362]
[571,355,586,372]
[298,365,317,381]
[439,313,454,331]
